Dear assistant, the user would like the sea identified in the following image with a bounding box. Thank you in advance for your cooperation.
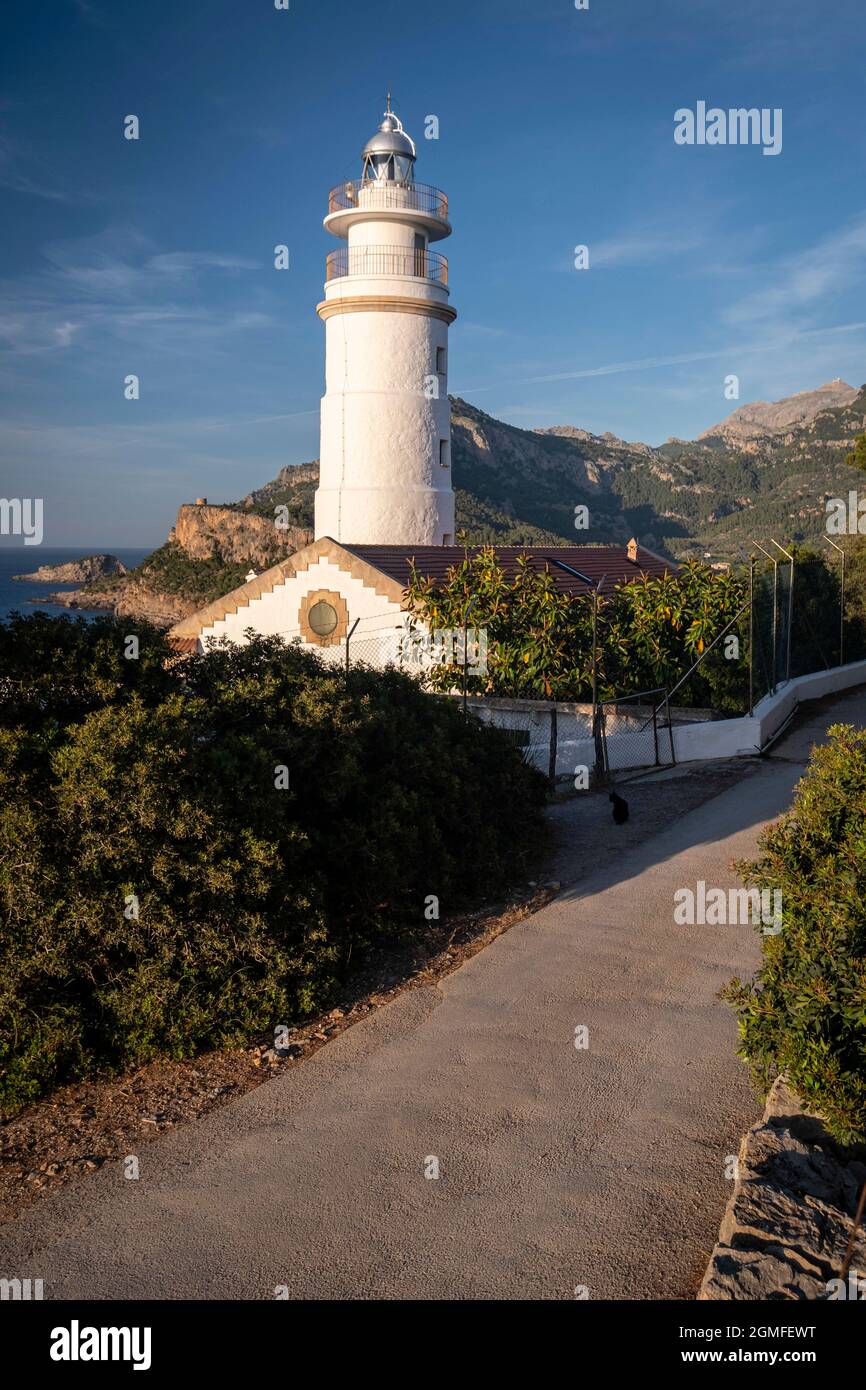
[0,548,151,623]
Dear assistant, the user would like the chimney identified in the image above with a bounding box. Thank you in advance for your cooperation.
[627,537,638,563]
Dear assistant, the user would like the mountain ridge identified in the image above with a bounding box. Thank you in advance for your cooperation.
[35,378,866,626]
[698,379,857,444]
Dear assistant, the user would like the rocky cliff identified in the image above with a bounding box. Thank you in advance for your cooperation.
[14,554,127,583]
[47,581,196,627]
[169,503,309,566]
[51,500,313,628]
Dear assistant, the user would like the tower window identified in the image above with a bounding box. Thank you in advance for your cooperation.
[439,439,450,469]
[436,347,446,374]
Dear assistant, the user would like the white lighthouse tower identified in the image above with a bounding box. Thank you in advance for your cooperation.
[314,100,456,546]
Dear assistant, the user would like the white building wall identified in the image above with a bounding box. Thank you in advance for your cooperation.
[314,185,455,546]
[317,302,452,544]
[197,558,406,660]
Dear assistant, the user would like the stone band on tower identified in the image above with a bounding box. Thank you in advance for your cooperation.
[314,101,456,546]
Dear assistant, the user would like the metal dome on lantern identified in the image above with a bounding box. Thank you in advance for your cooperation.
[361,94,417,185]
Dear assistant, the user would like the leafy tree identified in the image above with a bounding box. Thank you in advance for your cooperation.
[405,550,747,707]
[603,563,746,703]
[405,547,594,700]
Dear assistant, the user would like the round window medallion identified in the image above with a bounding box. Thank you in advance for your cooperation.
[308,600,338,636]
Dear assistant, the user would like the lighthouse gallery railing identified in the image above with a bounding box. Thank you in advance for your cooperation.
[326,245,448,285]
[327,179,449,220]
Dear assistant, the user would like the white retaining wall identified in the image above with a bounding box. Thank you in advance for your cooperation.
[673,658,866,764]
[463,659,866,775]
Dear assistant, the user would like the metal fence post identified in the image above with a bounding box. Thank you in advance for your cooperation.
[548,703,558,788]
[752,542,778,692]
[842,545,846,666]
[748,555,754,716]
[824,536,845,667]
[345,617,359,675]
[771,540,794,682]
[665,696,676,766]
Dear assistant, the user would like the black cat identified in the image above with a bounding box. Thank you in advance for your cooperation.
[609,791,629,824]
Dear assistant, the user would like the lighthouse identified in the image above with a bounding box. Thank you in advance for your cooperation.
[314,100,456,546]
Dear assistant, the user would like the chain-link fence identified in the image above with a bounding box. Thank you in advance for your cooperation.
[599,688,674,778]
[255,614,407,672]
[460,699,569,777]
[751,558,792,706]
[751,550,849,697]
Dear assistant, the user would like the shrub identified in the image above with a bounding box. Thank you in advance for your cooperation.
[0,619,547,1111]
[722,724,866,1144]
[0,611,175,731]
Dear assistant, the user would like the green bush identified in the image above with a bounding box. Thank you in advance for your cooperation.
[0,619,547,1112]
[723,724,866,1143]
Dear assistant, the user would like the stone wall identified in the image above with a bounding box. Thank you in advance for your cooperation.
[700,1078,866,1299]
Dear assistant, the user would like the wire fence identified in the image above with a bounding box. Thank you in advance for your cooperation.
[599,688,674,777]
[461,700,566,777]
[668,547,859,718]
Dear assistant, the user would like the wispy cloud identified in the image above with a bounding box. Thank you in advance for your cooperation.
[587,231,707,269]
[460,321,866,395]
[724,213,866,332]
[0,132,78,203]
[0,226,267,359]
[453,320,508,339]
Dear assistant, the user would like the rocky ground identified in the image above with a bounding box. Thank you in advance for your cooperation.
[41,579,196,628]
[700,1078,866,1299]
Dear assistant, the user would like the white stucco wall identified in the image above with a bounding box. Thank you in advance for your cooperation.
[316,302,453,545]
[197,558,406,661]
[314,192,455,547]
[673,660,866,762]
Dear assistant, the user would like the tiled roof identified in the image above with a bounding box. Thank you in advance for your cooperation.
[345,543,674,597]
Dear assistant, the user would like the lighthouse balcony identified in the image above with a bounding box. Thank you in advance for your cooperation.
[324,180,451,242]
[329,179,448,219]
[326,245,448,286]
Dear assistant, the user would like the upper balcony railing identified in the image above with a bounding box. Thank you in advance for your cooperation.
[327,179,449,221]
[326,245,448,285]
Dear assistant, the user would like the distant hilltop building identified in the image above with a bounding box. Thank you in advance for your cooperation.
[169,101,674,659]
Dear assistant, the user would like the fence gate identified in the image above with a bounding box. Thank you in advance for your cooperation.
[598,688,674,780]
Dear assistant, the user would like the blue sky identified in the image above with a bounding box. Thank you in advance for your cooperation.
[1,0,865,546]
